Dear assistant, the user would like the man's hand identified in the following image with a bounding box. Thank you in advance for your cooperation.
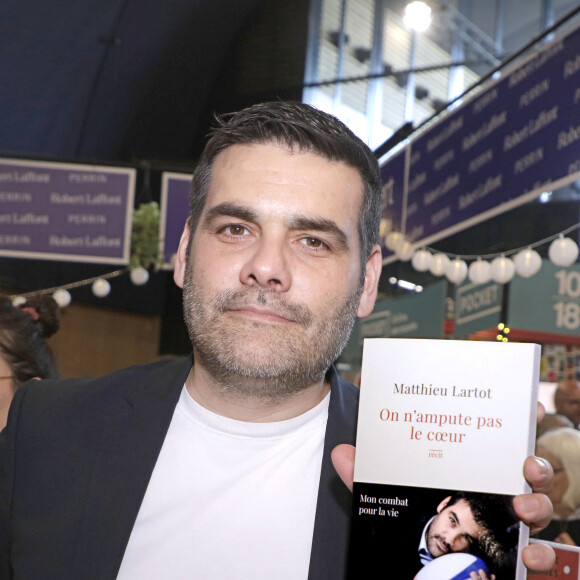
[514,402,555,573]
[330,442,556,575]
[514,455,555,573]
[469,569,495,580]
[331,443,355,491]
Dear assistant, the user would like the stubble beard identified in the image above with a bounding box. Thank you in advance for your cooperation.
[182,263,361,404]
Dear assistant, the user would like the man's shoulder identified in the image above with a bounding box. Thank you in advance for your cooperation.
[11,356,192,420]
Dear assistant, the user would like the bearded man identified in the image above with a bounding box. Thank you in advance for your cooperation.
[0,102,554,579]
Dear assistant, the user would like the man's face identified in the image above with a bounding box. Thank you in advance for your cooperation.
[426,498,485,558]
[555,382,580,425]
[174,143,379,400]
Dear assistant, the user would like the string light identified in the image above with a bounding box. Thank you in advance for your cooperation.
[386,221,580,284]
[496,323,510,342]
[8,267,150,308]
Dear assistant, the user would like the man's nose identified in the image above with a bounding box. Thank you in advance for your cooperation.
[447,532,465,550]
[239,236,292,292]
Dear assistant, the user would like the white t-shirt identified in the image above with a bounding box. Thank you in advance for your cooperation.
[116,386,330,579]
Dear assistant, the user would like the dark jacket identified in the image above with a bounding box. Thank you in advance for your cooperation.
[0,357,359,579]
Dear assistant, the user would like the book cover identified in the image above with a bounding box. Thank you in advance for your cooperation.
[529,539,580,580]
[347,338,541,580]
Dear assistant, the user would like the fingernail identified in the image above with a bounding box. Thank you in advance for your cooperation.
[525,543,543,564]
[532,456,550,477]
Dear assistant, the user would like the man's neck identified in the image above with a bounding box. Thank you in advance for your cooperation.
[185,363,331,422]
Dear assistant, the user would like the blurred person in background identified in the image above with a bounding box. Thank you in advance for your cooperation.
[536,427,580,545]
[536,413,574,439]
[0,295,60,429]
[554,378,580,428]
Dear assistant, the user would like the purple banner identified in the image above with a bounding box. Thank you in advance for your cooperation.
[380,22,580,249]
[160,172,191,268]
[379,146,408,261]
[0,159,135,263]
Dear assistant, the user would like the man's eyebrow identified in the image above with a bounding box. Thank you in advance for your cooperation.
[450,509,477,542]
[203,204,351,251]
[288,215,350,251]
[202,202,258,224]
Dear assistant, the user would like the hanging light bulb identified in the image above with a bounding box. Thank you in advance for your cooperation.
[395,237,414,261]
[491,255,515,284]
[429,253,450,276]
[468,259,492,285]
[130,267,150,286]
[513,247,542,278]
[446,257,468,285]
[379,217,392,238]
[11,296,26,307]
[92,278,111,298]
[411,248,432,272]
[385,231,403,251]
[52,288,72,308]
[549,235,579,267]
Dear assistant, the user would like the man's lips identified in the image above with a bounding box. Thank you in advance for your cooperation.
[228,305,295,323]
[435,538,449,554]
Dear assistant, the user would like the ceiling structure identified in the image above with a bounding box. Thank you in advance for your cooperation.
[0,0,261,163]
[1,0,580,333]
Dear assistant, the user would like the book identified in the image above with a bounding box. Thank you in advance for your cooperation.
[529,539,580,579]
[347,338,541,580]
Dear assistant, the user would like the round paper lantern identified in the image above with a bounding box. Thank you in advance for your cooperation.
[468,259,492,285]
[92,278,111,298]
[395,238,414,261]
[411,249,432,272]
[130,266,150,286]
[379,217,391,238]
[52,288,72,308]
[549,236,579,267]
[11,296,26,307]
[491,255,515,284]
[446,257,468,285]
[513,248,542,278]
[385,231,403,251]
[429,253,450,277]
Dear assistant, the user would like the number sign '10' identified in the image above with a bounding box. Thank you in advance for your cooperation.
[554,270,580,330]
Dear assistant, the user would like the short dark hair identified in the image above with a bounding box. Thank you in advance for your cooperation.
[447,492,518,571]
[189,101,382,274]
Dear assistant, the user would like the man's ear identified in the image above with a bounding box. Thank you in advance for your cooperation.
[436,496,452,513]
[173,219,192,289]
[357,244,382,318]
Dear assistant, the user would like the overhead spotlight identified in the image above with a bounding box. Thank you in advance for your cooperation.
[383,62,394,76]
[404,1,432,32]
[353,47,372,63]
[415,85,429,100]
[328,31,350,47]
[539,191,552,203]
[389,276,398,285]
